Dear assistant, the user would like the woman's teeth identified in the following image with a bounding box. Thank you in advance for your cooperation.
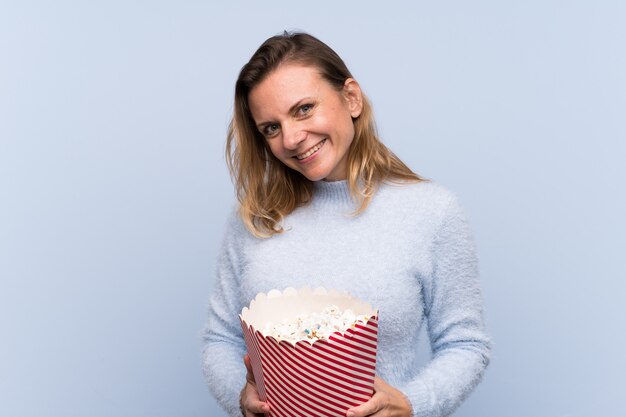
[296,139,326,160]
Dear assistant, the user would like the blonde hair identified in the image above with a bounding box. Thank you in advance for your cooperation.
[227,32,424,238]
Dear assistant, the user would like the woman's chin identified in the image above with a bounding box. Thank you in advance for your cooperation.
[297,167,328,182]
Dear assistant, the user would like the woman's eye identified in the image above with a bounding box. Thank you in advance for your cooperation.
[297,104,314,116]
[264,124,280,137]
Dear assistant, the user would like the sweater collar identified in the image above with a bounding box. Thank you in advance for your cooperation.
[312,179,356,209]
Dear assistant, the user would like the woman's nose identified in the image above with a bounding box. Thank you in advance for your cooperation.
[282,123,306,150]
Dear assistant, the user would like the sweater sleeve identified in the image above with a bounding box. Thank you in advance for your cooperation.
[401,194,492,417]
[202,212,248,417]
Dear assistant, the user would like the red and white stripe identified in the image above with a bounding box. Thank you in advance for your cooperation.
[240,316,378,417]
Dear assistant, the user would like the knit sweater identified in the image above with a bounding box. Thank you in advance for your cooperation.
[202,180,491,417]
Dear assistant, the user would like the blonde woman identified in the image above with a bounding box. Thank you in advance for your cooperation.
[203,32,491,417]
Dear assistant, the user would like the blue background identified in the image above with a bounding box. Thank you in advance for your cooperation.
[1,1,624,416]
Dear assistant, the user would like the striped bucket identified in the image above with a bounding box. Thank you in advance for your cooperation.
[240,287,378,417]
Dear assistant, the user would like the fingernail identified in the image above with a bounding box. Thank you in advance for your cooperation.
[346,412,355,417]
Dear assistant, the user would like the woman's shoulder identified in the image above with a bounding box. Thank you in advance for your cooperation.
[220,205,253,244]
[364,180,469,242]
[374,180,472,238]
[377,180,458,211]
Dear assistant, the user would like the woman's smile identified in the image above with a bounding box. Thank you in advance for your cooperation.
[296,138,327,161]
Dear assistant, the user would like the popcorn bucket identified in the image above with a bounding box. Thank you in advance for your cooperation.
[239,287,379,417]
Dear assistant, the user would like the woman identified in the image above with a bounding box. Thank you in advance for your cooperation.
[203,32,491,417]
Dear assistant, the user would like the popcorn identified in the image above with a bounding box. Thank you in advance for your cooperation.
[262,305,371,344]
[240,287,379,417]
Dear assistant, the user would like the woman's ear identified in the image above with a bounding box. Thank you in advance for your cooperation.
[343,78,363,118]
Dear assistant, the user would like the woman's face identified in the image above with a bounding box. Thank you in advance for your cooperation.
[248,63,363,182]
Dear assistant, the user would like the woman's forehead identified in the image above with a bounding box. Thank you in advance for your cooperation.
[248,64,328,118]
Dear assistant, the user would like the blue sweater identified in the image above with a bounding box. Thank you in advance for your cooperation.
[203,180,491,417]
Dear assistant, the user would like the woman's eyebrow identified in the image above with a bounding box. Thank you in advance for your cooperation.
[255,97,315,129]
[287,97,314,114]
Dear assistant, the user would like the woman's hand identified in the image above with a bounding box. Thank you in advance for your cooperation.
[239,354,270,417]
[346,376,413,417]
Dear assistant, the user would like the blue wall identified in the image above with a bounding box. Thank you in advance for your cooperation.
[1,1,624,416]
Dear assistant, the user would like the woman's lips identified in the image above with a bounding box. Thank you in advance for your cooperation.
[296,138,327,160]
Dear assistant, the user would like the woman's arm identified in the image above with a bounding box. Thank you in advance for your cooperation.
[349,194,492,417]
[405,194,492,416]
[202,213,250,416]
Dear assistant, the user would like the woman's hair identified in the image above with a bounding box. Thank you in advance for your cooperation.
[227,31,424,237]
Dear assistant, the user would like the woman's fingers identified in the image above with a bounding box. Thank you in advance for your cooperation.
[243,354,255,383]
[346,377,386,416]
[240,381,269,416]
[346,392,384,417]
[240,355,270,416]
[240,382,269,416]
[346,376,411,417]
